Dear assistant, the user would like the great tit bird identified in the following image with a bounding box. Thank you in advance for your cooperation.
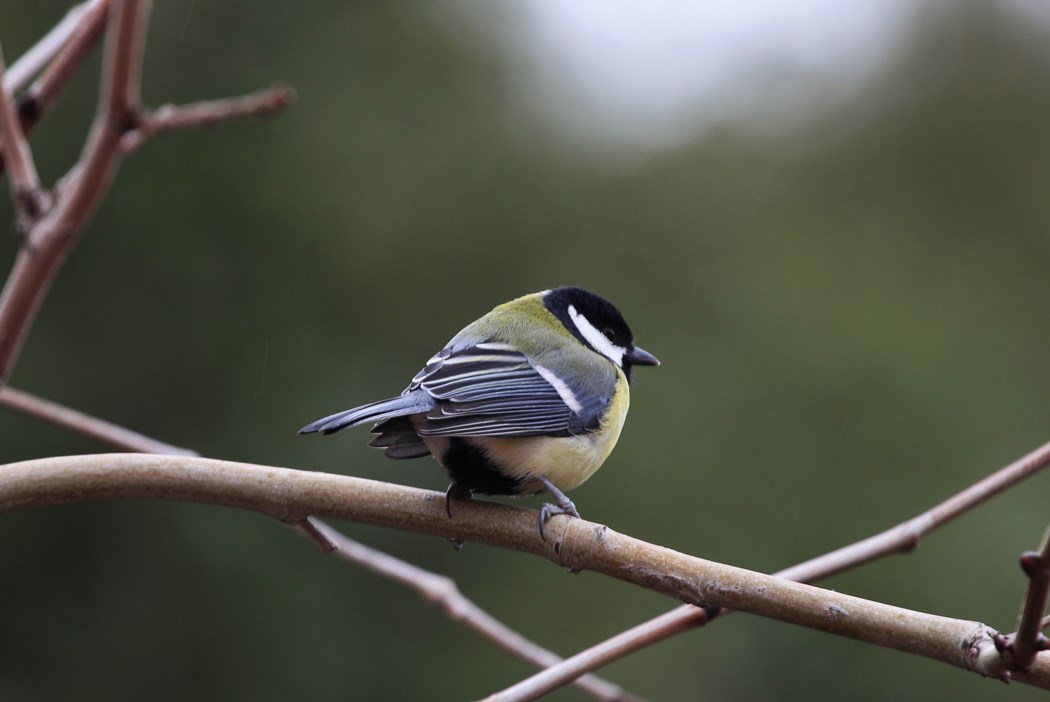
[299,287,659,537]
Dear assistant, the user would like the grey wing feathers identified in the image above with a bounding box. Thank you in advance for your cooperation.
[298,392,434,435]
[409,343,611,438]
[368,415,431,459]
[302,340,615,454]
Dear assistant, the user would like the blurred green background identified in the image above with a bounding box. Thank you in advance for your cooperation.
[2,1,1050,700]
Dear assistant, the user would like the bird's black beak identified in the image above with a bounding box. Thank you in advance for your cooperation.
[626,345,660,366]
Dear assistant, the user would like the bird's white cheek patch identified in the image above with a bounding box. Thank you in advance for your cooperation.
[534,364,583,413]
[568,304,625,367]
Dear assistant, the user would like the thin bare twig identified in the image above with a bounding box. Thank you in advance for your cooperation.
[1,453,1047,691]
[496,438,1050,701]
[0,45,47,221]
[14,0,111,136]
[301,518,639,702]
[121,83,295,152]
[100,0,143,124]
[0,386,196,456]
[998,527,1050,672]
[3,0,104,94]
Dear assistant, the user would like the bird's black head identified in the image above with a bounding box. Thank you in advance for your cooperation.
[543,287,659,380]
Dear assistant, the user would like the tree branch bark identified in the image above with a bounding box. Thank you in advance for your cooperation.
[1,453,1047,691]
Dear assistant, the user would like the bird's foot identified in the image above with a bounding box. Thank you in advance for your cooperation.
[537,477,581,541]
[445,483,471,550]
[445,482,471,518]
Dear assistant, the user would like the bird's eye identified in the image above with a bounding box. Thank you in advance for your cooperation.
[602,326,616,341]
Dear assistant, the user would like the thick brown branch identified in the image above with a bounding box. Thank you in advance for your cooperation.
[0,383,623,700]
[1,453,1048,692]
[4,382,597,698]
[499,438,1050,699]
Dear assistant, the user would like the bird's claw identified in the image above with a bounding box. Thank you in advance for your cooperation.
[536,477,581,540]
[445,482,471,518]
[539,500,581,541]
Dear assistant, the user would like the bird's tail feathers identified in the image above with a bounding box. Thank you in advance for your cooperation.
[298,392,433,435]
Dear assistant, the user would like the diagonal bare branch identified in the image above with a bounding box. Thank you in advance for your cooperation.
[99,0,144,124]
[48,0,149,240]
[3,0,105,95]
[0,44,47,221]
[13,0,111,137]
[496,438,1050,700]
[0,386,197,456]
[301,517,641,702]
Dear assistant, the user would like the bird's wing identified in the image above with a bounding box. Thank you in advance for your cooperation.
[407,341,614,438]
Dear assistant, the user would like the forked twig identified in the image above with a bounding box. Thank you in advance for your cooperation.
[0,0,291,384]
[0,0,148,383]
[6,0,110,154]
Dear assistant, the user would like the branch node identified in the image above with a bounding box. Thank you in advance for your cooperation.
[1020,551,1043,578]
[15,93,42,125]
[294,517,339,553]
[16,188,54,221]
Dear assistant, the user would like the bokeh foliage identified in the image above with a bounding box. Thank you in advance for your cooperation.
[1,2,1049,700]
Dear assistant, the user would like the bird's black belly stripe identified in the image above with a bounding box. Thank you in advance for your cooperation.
[441,437,525,496]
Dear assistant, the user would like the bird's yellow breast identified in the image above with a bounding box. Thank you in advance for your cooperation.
[472,368,630,494]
